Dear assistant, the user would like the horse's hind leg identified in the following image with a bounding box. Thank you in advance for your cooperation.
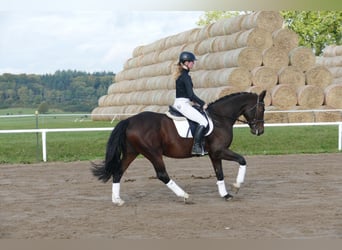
[145,152,189,202]
[112,152,138,206]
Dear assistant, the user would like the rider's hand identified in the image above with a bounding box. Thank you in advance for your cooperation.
[203,104,208,110]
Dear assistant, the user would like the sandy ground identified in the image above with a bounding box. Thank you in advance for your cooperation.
[0,153,341,239]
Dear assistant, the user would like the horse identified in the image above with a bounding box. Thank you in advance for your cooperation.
[92,90,266,206]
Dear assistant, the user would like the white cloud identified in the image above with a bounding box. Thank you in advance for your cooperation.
[0,11,203,74]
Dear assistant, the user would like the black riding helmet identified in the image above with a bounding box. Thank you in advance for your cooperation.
[179,51,197,64]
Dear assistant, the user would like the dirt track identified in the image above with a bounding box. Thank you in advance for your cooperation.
[1,153,341,239]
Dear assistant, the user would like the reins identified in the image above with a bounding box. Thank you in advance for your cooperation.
[208,94,265,126]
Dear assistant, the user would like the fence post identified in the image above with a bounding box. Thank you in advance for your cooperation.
[42,130,47,162]
[339,123,342,151]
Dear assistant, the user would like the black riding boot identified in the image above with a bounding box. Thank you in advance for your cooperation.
[192,125,207,156]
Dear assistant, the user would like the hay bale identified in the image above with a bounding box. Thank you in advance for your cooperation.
[205,67,252,88]
[305,66,333,88]
[264,106,289,123]
[245,86,272,106]
[314,108,342,122]
[158,45,186,62]
[289,47,316,72]
[222,47,263,70]
[287,109,315,123]
[240,11,283,33]
[324,83,342,108]
[262,46,289,71]
[296,85,324,108]
[327,67,342,78]
[322,45,342,57]
[208,15,245,37]
[332,77,342,85]
[211,31,243,52]
[272,28,299,52]
[165,29,196,48]
[195,37,217,55]
[315,56,342,67]
[236,28,273,50]
[251,66,278,91]
[278,66,306,89]
[270,84,297,109]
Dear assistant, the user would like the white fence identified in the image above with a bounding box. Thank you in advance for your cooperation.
[0,122,341,162]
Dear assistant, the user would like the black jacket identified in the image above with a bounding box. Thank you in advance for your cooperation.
[175,69,205,107]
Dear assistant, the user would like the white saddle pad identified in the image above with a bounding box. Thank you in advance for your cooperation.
[165,111,214,138]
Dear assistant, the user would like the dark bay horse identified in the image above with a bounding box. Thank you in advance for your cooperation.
[92,90,266,206]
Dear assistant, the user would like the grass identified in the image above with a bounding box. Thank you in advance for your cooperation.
[0,113,340,164]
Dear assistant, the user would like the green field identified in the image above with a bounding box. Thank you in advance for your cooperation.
[0,113,340,164]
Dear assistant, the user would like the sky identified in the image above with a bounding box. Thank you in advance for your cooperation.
[0,10,204,75]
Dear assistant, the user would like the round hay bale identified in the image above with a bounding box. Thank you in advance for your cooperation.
[236,28,273,50]
[245,86,272,106]
[191,70,210,88]
[264,106,289,123]
[289,47,316,72]
[251,66,278,91]
[314,107,342,122]
[272,28,299,52]
[208,15,244,37]
[327,67,342,78]
[205,67,252,88]
[270,84,297,109]
[164,29,194,48]
[196,52,225,70]
[316,56,342,67]
[211,31,243,52]
[222,47,263,70]
[305,66,333,88]
[132,45,144,57]
[324,83,342,108]
[332,77,342,85]
[195,37,217,55]
[187,28,203,43]
[240,11,283,33]
[296,85,324,108]
[278,66,305,90]
[158,45,185,62]
[262,46,289,71]
[322,45,342,57]
[97,95,107,107]
[218,86,241,98]
[287,108,315,123]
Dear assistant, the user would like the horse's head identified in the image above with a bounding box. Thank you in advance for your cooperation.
[242,90,266,136]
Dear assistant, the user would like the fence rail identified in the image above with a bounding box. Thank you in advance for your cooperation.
[1,122,341,162]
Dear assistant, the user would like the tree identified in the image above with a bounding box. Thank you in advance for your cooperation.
[37,101,49,114]
[197,11,342,56]
[281,11,341,55]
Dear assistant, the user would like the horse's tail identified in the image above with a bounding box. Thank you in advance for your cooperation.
[91,119,129,183]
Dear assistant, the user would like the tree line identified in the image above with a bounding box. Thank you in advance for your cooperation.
[0,70,114,112]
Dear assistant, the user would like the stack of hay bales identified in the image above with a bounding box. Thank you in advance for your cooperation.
[91,11,341,123]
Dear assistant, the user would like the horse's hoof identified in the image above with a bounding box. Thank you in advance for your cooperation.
[184,195,195,205]
[112,198,125,206]
[224,193,234,201]
[231,183,241,194]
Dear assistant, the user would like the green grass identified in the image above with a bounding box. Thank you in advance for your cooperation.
[0,113,340,164]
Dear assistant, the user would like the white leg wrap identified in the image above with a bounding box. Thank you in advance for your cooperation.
[112,183,124,206]
[216,180,228,197]
[236,165,247,186]
[166,179,189,199]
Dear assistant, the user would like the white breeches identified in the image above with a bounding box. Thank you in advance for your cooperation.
[173,98,208,127]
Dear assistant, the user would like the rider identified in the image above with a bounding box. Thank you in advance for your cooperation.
[172,51,208,156]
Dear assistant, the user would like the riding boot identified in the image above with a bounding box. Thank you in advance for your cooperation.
[192,125,207,156]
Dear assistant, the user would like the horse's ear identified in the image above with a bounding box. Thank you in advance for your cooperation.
[259,90,267,101]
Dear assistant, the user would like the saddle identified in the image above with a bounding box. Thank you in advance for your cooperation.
[166,105,213,138]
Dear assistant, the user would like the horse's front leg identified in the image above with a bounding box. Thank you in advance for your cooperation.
[220,148,247,194]
[209,157,233,201]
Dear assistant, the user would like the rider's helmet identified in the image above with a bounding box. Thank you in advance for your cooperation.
[179,51,197,64]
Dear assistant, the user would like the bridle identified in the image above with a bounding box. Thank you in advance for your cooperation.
[236,96,265,127]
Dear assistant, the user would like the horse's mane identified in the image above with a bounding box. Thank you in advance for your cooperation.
[208,91,256,106]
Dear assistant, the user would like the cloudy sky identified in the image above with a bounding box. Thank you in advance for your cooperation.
[0,10,204,75]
